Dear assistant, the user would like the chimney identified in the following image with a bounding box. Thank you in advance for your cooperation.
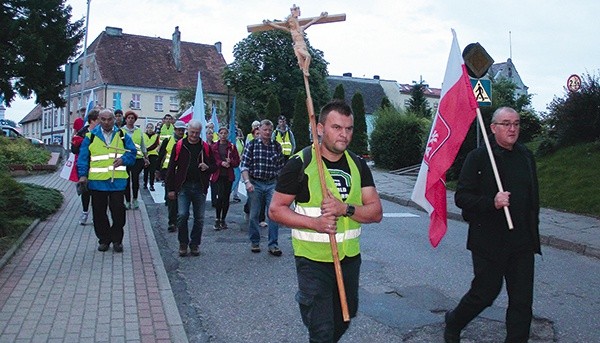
[342,72,352,77]
[172,26,182,72]
[373,75,380,80]
[105,26,123,37]
[214,42,222,54]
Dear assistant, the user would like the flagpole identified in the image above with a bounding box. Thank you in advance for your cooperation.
[79,0,91,110]
[303,75,350,322]
[475,108,514,230]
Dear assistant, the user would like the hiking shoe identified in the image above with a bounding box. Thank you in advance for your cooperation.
[98,243,110,252]
[251,243,261,253]
[179,244,188,256]
[259,221,268,227]
[79,211,88,225]
[214,219,221,231]
[113,243,124,253]
[190,245,200,256]
[220,221,228,230]
[168,224,177,232]
[132,199,139,209]
[268,246,282,257]
[125,202,131,210]
[149,185,155,191]
[143,184,148,189]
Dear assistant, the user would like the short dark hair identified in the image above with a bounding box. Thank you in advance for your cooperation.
[87,109,100,123]
[318,99,352,124]
[114,109,123,115]
[163,114,173,119]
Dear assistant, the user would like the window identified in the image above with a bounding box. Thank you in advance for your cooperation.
[92,69,96,80]
[154,95,163,112]
[85,66,90,82]
[112,92,121,109]
[169,96,179,112]
[44,113,48,129]
[131,94,141,109]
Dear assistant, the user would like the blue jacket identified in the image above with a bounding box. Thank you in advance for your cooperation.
[77,125,137,191]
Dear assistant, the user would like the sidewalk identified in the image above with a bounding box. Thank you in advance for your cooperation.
[371,168,600,260]
[0,172,187,342]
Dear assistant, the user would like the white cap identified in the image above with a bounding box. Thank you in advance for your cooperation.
[252,120,260,127]
[174,120,187,129]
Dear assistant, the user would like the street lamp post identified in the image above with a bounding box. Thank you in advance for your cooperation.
[226,81,231,118]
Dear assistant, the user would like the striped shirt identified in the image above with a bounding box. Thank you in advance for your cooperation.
[240,138,284,180]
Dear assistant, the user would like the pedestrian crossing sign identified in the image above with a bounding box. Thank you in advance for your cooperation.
[470,78,492,106]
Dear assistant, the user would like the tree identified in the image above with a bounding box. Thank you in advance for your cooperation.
[380,96,392,110]
[543,71,600,149]
[292,90,310,149]
[0,0,84,107]
[350,92,368,155]
[265,92,281,124]
[223,30,330,136]
[333,83,345,100]
[407,82,432,118]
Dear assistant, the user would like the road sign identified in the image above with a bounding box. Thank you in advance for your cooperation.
[567,74,581,92]
[470,78,492,106]
[463,43,494,79]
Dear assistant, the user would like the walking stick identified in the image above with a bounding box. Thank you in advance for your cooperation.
[104,144,131,182]
[304,76,350,322]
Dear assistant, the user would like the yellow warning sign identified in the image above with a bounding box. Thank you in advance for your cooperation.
[472,80,491,104]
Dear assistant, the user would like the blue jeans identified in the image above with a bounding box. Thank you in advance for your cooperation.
[231,167,241,197]
[248,179,279,248]
[177,182,207,247]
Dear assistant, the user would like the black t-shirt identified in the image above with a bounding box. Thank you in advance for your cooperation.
[184,139,203,183]
[275,152,375,203]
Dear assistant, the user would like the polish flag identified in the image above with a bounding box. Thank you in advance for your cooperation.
[179,105,193,123]
[411,30,479,247]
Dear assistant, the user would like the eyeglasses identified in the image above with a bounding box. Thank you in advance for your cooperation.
[493,122,520,129]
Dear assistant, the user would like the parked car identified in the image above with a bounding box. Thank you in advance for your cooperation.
[1,125,45,147]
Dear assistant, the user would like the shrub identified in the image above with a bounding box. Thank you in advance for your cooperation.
[21,183,63,220]
[0,136,50,170]
[370,107,425,169]
[0,171,26,234]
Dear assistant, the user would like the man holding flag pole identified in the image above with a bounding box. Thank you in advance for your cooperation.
[410,30,541,343]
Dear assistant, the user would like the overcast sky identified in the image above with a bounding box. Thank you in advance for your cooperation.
[4,0,599,123]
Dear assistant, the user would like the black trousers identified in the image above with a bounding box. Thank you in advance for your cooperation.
[295,255,361,343]
[143,154,158,187]
[447,250,535,343]
[90,190,126,245]
[214,175,233,221]
[125,158,144,202]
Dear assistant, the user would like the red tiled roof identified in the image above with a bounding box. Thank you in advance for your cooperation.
[87,29,228,94]
[19,104,43,124]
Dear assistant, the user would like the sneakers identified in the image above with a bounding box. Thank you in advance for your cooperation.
[98,243,110,252]
[220,221,228,230]
[268,246,282,257]
[213,219,222,231]
[190,245,200,256]
[259,221,268,227]
[179,244,188,257]
[168,224,177,232]
[79,211,88,225]
[113,243,124,253]
[251,243,261,253]
[143,184,148,189]
[149,185,155,191]
[132,199,139,209]
[125,202,131,210]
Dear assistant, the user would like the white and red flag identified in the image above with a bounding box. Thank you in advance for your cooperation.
[411,30,479,247]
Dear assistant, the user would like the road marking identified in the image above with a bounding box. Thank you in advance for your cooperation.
[383,213,419,218]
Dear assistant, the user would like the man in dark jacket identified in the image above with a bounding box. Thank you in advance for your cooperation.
[165,120,216,257]
[444,107,541,343]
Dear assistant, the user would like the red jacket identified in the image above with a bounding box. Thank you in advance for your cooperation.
[165,139,216,193]
[209,140,240,182]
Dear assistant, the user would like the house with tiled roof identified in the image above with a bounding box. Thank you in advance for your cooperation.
[488,58,528,98]
[19,104,43,140]
[36,26,229,147]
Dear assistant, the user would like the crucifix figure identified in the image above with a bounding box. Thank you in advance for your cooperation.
[247,4,345,77]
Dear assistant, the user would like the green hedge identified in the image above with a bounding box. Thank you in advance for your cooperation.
[0,136,50,171]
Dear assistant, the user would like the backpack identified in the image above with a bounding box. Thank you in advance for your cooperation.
[174,139,210,162]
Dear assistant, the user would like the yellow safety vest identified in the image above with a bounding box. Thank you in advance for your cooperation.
[144,133,159,156]
[275,130,293,156]
[292,148,363,262]
[87,132,128,181]
[160,124,174,142]
[122,127,143,158]
[162,136,183,169]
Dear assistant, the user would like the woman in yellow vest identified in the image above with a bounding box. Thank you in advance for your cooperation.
[269,100,382,342]
[121,111,149,209]
[143,123,160,191]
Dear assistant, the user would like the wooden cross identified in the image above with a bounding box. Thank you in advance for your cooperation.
[104,144,131,182]
[247,5,350,322]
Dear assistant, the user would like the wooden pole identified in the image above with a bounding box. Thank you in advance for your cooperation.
[475,108,514,229]
[303,76,350,322]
